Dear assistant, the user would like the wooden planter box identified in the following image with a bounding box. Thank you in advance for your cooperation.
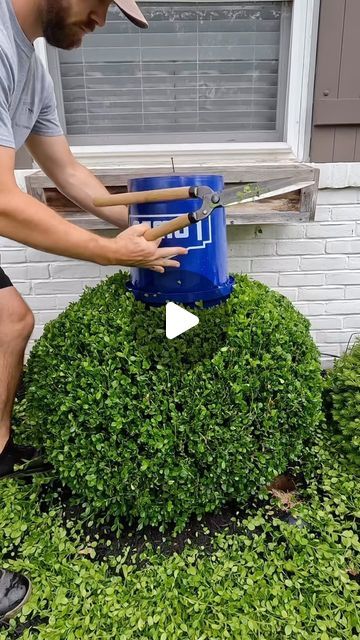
[25,164,320,229]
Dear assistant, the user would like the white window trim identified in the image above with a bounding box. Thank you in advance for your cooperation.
[34,0,320,169]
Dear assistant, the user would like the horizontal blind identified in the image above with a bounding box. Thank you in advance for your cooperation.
[54,1,291,143]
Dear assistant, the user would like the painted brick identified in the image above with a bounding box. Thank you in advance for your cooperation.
[343,317,360,329]
[345,286,360,299]
[331,206,360,221]
[317,165,333,188]
[56,294,82,309]
[349,257,360,269]
[250,273,279,287]
[0,237,23,248]
[326,301,360,314]
[49,262,101,279]
[0,249,27,264]
[272,288,298,302]
[318,189,360,205]
[298,287,344,301]
[228,258,251,272]
[279,273,325,286]
[33,279,99,295]
[30,325,45,341]
[99,265,124,278]
[13,281,31,295]
[26,249,71,263]
[313,330,355,344]
[23,295,57,310]
[251,257,299,272]
[314,207,331,222]
[36,311,61,324]
[322,358,336,370]
[3,264,49,280]
[347,166,360,186]
[228,241,276,257]
[316,343,342,357]
[276,240,324,255]
[306,223,354,238]
[327,239,360,254]
[227,226,256,242]
[326,271,360,285]
[300,256,347,271]
[26,341,35,356]
[310,316,343,330]
[253,225,305,239]
[294,302,326,315]
[347,336,360,350]
[325,166,350,189]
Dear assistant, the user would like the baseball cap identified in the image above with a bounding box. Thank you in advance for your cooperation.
[113,0,149,28]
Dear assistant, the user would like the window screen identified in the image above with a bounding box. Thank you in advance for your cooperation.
[48,1,292,144]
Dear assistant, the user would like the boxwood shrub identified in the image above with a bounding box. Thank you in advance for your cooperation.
[325,338,360,465]
[16,272,322,529]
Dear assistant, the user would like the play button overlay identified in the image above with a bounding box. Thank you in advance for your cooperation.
[166,302,199,339]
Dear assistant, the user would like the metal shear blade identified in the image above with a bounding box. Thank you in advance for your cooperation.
[191,178,315,222]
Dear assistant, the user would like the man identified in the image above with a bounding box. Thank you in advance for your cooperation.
[0,0,187,620]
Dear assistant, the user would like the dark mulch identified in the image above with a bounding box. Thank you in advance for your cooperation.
[33,468,306,567]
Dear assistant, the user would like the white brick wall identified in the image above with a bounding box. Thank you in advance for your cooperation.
[1,185,360,368]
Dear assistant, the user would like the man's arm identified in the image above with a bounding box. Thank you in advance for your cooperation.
[0,145,187,272]
[26,134,128,229]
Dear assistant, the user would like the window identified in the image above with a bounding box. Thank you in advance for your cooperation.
[47,1,292,146]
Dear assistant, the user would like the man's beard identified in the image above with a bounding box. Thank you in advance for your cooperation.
[42,0,85,50]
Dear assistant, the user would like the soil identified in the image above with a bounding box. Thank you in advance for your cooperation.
[35,469,306,566]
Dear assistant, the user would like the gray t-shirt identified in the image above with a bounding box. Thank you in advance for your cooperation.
[0,0,63,151]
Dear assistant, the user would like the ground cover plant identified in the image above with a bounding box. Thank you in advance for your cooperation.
[14,272,322,530]
[0,422,359,640]
[325,337,360,466]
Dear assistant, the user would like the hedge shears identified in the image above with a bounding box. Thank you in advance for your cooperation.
[93,177,314,241]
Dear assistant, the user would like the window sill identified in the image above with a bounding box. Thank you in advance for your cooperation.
[67,143,296,170]
[314,163,360,189]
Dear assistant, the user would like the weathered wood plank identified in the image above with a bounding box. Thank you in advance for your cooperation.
[25,164,316,191]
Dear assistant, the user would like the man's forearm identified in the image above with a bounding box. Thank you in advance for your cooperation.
[54,161,129,230]
[0,188,117,265]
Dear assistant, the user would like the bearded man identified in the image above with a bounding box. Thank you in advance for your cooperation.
[0,0,187,622]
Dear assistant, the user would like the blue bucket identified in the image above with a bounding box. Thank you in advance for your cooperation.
[126,174,234,307]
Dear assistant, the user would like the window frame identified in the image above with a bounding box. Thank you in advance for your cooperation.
[34,0,320,166]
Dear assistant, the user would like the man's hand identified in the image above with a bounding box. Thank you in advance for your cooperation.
[110,223,188,273]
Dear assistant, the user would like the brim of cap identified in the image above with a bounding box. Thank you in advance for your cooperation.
[113,0,149,29]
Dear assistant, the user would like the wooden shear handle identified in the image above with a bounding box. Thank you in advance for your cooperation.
[143,214,191,241]
[93,186,193,207]
[93,186,195,242]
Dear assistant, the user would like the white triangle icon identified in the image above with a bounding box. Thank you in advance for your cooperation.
[166,302,199,339]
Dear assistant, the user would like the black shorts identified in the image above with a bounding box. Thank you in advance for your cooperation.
[0,267,12,290]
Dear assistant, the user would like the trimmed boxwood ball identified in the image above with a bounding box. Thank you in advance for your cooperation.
[17,272,322,529]
[325,338,360,465]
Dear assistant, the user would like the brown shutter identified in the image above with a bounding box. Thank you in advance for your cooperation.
[311,0,360,162]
